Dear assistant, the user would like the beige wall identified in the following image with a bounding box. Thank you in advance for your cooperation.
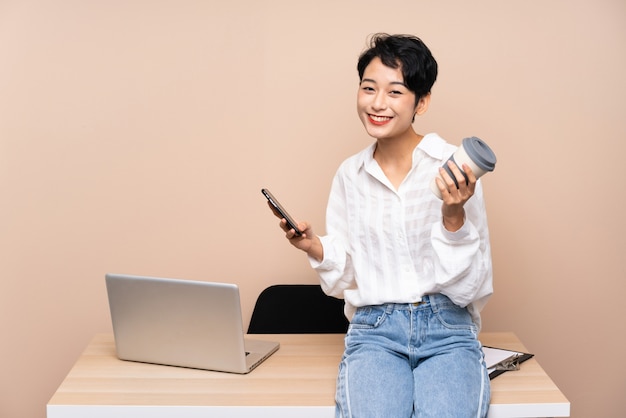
[1,1,624,417]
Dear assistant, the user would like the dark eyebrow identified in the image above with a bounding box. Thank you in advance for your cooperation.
[360,78,407,88]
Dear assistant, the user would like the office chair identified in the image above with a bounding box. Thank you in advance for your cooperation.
[247,284,349,334]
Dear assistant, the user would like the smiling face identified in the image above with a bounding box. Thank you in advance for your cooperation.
[357,57,429,142]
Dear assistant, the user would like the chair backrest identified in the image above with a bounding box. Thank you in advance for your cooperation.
[247,284,349,334]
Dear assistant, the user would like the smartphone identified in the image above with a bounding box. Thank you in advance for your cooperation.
[261,188,302,236]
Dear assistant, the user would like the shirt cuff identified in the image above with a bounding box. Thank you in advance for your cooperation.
[439,216,472,241]
[307,234,335,270]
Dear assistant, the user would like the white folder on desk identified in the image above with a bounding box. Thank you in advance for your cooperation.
[483,346,534,379]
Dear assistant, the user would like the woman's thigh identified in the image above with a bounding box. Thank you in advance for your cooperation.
[412,296,490,418]
[412,345,490,418]
[335,306,414,418]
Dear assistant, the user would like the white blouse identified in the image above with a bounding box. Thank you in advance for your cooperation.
[310,133,493,328]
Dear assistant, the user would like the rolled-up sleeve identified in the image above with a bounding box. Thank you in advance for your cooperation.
[431,182,493,309]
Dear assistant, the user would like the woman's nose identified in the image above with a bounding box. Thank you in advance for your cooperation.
[372,92,387,110]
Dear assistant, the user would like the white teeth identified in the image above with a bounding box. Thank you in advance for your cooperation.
[371,115,391,122]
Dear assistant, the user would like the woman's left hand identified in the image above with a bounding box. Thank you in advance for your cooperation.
[435,160,476,232]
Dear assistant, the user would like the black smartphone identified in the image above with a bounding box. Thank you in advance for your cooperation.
[261,188,302,236]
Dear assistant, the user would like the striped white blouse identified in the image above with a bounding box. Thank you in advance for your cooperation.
[310,133,493,328]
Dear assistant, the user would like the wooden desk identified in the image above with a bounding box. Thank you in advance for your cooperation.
[47,332,569,418]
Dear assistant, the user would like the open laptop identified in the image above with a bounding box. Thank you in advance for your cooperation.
[105,273,280,374]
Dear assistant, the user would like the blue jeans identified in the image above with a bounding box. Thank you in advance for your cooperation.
[335,294,490,418]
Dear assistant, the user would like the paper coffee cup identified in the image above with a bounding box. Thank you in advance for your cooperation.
[431,136,497,199]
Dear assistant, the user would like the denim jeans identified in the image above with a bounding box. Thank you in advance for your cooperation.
[335,293,490,418]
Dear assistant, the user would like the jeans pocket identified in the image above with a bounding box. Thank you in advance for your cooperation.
[434,303,477,333]
[349,306,387,329]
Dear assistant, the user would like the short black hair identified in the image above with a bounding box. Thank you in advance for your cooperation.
[357,33,438,104]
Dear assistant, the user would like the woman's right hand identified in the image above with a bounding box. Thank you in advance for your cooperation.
[267,201,323,261]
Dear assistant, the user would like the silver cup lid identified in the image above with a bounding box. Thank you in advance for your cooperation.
[462,137,497,171]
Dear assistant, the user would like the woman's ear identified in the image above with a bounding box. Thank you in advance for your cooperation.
[415,93,431,116]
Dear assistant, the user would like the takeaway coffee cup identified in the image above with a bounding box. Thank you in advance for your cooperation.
[431,136,497,199]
